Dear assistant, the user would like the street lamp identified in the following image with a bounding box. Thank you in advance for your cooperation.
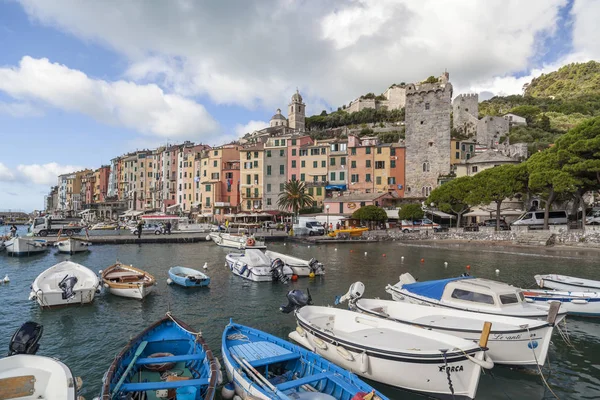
[326,204,330,232]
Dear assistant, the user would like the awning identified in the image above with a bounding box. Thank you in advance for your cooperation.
[385,209,399,219]
[120,210,144,217]
[426,210,456,219]
[326,184,347,191]
[78,209,92,215]
[167,204,180,211]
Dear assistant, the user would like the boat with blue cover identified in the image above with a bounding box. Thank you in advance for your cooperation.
[99,312,218,400]
[222,321,388,400]
[168,266,210,288]
[387,272,567,320]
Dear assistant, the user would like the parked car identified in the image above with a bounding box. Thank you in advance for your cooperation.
[586,208,600,225]
[262,221,278,229]
[130,223,164,235]
[483,219,510,230]
[400,219,441,233]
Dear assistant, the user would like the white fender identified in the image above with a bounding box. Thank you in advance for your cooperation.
[571,299,588,304]
[288,331,314,352]
[336,345,354,362]
[359,352,369,373]
[311,336,328,350]
[296,326,306,338]
[525,297,534,303]
[166,278,173,285]
[465,352,494,369]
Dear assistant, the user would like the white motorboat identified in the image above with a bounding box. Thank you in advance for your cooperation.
[264,250,324,277]
[338,282,558,367]
[175,220,213,233]
[90,222,117,230]
[535,274,600,291]
[524,289,600,317]
[225,249,292,283]
[291,305,492,400]
[100,262,156,300]
[387,273,567,320]
[54,237,91,254]
[5,237,48,256]
[29,261,101,307]
[209,232,266,249]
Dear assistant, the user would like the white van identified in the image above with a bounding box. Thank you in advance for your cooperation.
[512,210,568,227]
[586,208,600,225]
[293,217,325,236]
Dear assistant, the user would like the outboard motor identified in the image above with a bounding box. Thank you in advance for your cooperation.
[334,282,366,305]
[270,258,290,284]
[8,321,43,356]
[308,258,324,275]
[59,275,78,300]
[280,288,313,313]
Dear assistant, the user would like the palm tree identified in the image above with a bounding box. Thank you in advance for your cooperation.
[277,179,314,222]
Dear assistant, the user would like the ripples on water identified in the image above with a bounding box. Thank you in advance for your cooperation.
[1,237,599,399]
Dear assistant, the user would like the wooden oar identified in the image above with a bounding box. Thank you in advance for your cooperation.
[231,354,289,399]
[111,341,148,399]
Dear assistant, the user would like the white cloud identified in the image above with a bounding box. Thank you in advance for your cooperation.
[235,120,269,137]
[0,56,219,139]
[0,161,85,186]
[0,101,43,118]
[16,0,571,110]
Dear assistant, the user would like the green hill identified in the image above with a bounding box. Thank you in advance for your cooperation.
[525,61,600,98]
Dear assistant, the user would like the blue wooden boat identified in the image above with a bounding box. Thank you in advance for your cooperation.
[168,266,210,288]
[222,321,388,400]
[99,313,218,400]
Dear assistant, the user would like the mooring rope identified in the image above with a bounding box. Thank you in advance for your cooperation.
[526,326,560,399]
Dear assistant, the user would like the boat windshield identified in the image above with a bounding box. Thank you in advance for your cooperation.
[499,293,520,305]
[450,288,495,305]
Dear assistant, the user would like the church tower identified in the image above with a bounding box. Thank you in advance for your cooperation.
[288,89,306,131]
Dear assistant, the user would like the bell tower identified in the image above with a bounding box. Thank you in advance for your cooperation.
[288,89,305,131]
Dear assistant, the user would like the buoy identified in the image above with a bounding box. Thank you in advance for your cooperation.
[167,278,173,285]
[382,254,386,257]
[309,272,315,278]
[364,252,368,256]
[291,275,299,281]
[334,248,337,251]
[401,256,404,261]
[98,270,103,275]
[221,383,235,400]
[205,235,211,241]
[466,265,471,270]
[203,262,208,270]
[495,269,500,275]
[308,245,311,249]
[444,262,448,267]
[284,243,287,246]
[420,258,424,263]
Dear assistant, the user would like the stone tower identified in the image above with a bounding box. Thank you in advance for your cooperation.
[452,94,479,136]
[404,73,453,198]
[288,89,306,131]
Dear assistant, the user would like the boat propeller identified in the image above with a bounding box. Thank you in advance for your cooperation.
[335,281,365,305]
[280,288,313,314]
[270,258,290,284]
[8,321,43,356]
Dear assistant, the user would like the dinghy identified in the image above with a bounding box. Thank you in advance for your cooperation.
[99,313,218,400]
[5,237,48,256]
[100,262,156,299]
[226,249,292,283]
[524,289,600,317]
[291,306,492,400]
[29,261,101,307]
[168,266,210,288]
[209,232,266,249]
[0,321,80,400]
[54,237,91,254]
[535,274,600,291]
[338,282,559,366]
[387,273,567,320]
[222,321,388,400]
[265,250,325,277]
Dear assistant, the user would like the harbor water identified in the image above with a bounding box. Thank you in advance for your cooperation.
[1,236,600,399]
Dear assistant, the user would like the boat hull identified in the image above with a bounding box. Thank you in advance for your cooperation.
[225,255,275,282]
[101,263,156,300]
[524,290,600,317]
[168,267,210,287]
[55,238,91,254]
[535,274,600,291]
[0,355,77,400]
[264,250,324,277]
[106,283,154,299]
[209,232,266,249]
[5,237,48,256]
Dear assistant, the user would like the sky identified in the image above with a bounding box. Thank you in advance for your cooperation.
[0,0,598,212]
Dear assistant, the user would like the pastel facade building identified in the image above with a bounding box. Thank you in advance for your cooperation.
[264,136,289,211]
[450,140,477,165]
[287,135,313,182]
[200,144,240,218]
[326,139,348,193]
[240,144,265,212]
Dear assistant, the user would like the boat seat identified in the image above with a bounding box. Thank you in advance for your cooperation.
[119,378,209,392]
[230,341,294,364]
[248,352,301,367]
[0,375,35,399]
[136,353,206,365]
[276,372,333,391]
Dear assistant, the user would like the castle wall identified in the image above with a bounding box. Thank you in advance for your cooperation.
[477,116,509,148]
[452,94,479,136]
[404,80,453,198]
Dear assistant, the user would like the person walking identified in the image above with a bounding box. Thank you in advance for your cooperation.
[136,221,143,239]
[165,221,172,235]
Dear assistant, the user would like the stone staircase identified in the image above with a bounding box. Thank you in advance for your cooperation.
[514,231,556,246]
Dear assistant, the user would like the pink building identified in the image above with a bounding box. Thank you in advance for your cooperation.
[287,135,313,181]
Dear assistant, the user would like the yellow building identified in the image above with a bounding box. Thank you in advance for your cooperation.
[240,144,264,212]
[301,141,328,207]
[450,140,476,165]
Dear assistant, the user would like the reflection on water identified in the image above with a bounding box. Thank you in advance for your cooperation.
[0,240,599,399]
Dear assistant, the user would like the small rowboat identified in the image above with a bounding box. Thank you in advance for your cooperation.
[222,321,389,400]
[524,289,600,317]
[100,262,156,300]
[168,266,210,288]
[535,274,600,291]
[99,313,218,400]
[54,237,91,254]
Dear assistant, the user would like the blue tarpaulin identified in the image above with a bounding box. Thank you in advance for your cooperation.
[403,276,474,300]
[325,185,347,191]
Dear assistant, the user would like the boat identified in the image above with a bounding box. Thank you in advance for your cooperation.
[265,250,325,277]
[225,249,292,283]
[99,313,218,400]
[168,266,211,288]
[29,261,101,307]
[4,237,48,256]
[1,321,80,400]
[90,222,118,230]
[535,274,600,291]
[327,227,369,238]
[387,273,568,320]
[290,305,492,400]
[338,282,559,366]
[208,232,266,249]
[175,219,214,233]
[54,237,92,254]
[222,321,389,400]
[524,289,600,317]
[100,262,156,299]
